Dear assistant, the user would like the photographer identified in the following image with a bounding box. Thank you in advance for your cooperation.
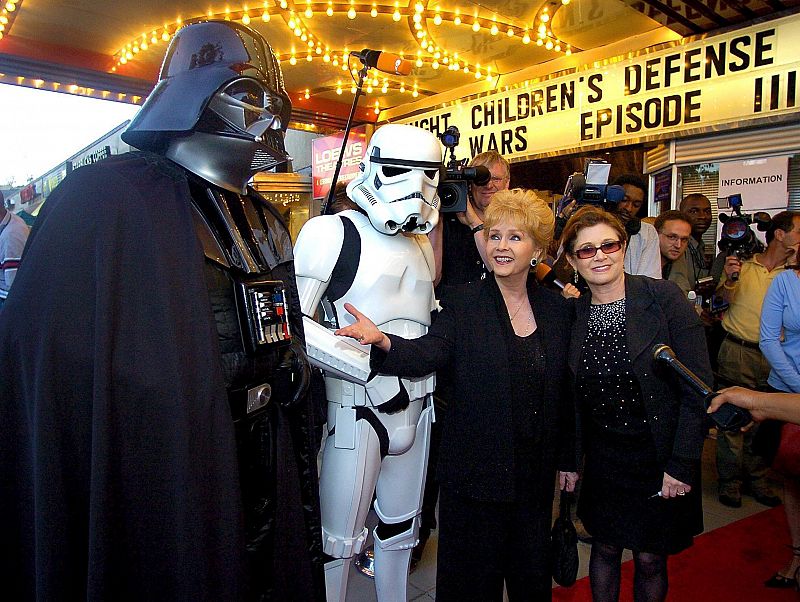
[611,174,662,279]
[418,150,510,564]
[714,210,800,508]
[430,150,510,288]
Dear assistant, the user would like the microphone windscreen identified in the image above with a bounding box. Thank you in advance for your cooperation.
[535,262,556,284]
[606,185,625,203]
[376,53,412,76]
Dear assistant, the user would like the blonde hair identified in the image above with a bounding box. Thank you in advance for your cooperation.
[483,188,554,259]
[469,150,510,179]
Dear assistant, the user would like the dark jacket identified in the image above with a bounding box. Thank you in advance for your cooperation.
[372,274,575,503]
[569,274,712,485]
[0,153,325,600]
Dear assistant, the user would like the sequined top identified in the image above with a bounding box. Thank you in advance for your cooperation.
[577,298,658,487]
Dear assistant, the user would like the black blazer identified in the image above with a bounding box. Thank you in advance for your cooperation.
[568,275,712,485]
[372,274,575,503]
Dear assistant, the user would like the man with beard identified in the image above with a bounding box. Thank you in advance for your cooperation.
[0,20,324,601]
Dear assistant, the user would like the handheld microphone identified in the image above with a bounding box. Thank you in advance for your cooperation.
[352,49,412,76]
[652,344,752,431]
[535,262,566,290]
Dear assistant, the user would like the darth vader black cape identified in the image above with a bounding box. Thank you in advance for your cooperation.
[0,152,324,600]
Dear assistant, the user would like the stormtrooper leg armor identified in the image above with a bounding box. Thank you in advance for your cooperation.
[320,392,433,602]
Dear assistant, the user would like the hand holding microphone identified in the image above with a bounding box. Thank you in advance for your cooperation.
[652,344,752,430]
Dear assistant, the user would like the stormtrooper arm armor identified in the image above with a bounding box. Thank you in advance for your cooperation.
[295,215,370,381]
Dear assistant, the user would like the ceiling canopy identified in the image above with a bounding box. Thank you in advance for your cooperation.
[1,0,797,131]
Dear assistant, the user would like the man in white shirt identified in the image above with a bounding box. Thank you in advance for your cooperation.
[611,174,662,279]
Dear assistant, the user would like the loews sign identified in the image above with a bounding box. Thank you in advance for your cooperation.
[397,14,799,161]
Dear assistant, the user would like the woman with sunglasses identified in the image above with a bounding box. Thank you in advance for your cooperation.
[562,206,712,602]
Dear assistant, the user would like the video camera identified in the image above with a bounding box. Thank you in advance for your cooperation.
[717,194,771,280]
[437,126,491,213]
[559,159,626,210]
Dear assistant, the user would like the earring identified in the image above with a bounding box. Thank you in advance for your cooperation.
[530,257,538,268]
[573,270,579,284]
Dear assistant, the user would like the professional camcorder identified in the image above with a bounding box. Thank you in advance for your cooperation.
[560,159,625,210]
[717,193,771,280]
[437,126,491,213]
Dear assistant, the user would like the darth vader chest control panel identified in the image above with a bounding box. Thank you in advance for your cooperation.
[235,277,292,352]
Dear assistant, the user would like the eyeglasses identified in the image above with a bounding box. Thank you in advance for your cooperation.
[478,175,509,187]
[573,240,623,259]
[661,233,691,244]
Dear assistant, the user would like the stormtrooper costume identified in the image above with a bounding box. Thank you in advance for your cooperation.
[0,21,324,600]
[294,124,442,601]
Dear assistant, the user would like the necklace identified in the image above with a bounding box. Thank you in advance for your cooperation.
[514,307,535,335]
[509,299,525,321]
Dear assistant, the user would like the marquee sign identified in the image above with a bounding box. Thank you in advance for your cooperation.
[396,14,800,161]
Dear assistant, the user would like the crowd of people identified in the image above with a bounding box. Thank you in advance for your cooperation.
[1,18,799,602]
[335,155,800,601]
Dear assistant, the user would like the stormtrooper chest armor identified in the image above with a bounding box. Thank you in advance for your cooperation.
[329,211,435,338]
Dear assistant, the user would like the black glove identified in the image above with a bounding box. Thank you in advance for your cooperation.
[277,340,312,408]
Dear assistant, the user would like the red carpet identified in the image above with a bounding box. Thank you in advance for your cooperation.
[553,507,798,601]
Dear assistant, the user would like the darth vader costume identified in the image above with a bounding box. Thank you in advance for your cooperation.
[0,20,324,601]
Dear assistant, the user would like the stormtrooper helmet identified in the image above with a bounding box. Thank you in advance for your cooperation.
[347,124,442,235]
[122,20,291,193]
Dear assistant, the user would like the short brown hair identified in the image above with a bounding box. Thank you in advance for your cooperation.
[561,206,627,254]
[483,188,554,260]
[654,210,692,233]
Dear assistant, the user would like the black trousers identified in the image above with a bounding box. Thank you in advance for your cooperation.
[436,486,552,601]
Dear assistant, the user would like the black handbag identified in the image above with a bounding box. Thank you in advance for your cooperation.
[550,491,579,586]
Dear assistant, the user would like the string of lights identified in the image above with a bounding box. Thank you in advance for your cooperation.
[0,0,22,41]
[109,0,578,110]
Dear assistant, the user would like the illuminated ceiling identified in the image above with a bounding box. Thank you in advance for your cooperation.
[0,0,798,131]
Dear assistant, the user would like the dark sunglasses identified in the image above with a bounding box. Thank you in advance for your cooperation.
[573,240,623,259]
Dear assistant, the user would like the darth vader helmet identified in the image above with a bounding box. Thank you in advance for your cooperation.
[122,20,291,193]
[347,124,442,235]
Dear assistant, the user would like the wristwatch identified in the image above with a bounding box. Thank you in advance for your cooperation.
[470,223,484,235]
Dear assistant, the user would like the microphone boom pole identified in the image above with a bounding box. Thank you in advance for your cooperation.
[321,64,368,216]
